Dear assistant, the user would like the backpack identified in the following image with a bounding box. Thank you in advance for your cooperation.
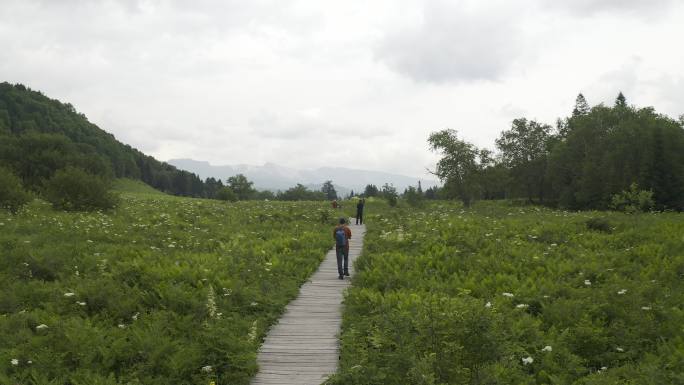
[335,227,347,247]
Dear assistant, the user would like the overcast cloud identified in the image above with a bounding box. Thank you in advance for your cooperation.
[1,0,682,179]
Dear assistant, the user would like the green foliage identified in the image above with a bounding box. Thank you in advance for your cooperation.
[610,183,654,213]
[363,184,379,198]
[428,129,491,207]
[321,180,338,200]
[277,183,326,201]
[403,186,423,207]
[0,167,31,213]
[585,217,613,233]
[0,193,333,384]
[216,187,238,202]
[44,167,119,211]
[226,174,255,200]
[331,201,684,384]
[111,178,165,195]
[0,82,209,198]
[429,93,684,211]
[381,183,398,207]
[495,118,552,203]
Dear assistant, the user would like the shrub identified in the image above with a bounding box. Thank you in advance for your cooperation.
[585,217,612,233]
[44,167,119,211]
[610,183,654,213]
[0,167,31,213]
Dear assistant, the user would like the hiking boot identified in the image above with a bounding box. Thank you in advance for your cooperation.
[344,271,350,276]
[338,275,344,280]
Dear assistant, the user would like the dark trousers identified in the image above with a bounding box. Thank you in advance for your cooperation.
[356,210,363,225]
[336,246,349,276]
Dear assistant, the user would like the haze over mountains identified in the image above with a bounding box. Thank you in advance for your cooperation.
[168,158,439,195]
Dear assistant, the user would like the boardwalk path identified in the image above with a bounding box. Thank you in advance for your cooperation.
[251,221,366,385]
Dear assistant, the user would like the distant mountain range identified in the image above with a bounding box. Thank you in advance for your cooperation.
[167,159,439,195]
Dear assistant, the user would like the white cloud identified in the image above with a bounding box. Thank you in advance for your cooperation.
[375,0,525,83]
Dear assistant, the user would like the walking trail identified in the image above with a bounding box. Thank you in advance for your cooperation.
[251,221,366,385]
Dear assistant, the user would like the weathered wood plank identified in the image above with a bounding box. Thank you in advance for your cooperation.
[251,221,365,385]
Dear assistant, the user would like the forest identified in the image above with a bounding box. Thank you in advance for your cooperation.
[428,93,684,211]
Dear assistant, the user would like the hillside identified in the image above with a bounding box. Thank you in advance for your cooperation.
[0,82,204,196]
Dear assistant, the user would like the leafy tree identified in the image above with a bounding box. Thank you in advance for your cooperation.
[277,184,326,201]
[381,183,398,207]
[428,129,485,207]
[44,167,119,211]
[403,185,423,207]
[321,180,338,200]
[363,184,379,197]
[216,186,238,202]
[0,167,31,212]
[495,118,552,203]
[226,174,255,200]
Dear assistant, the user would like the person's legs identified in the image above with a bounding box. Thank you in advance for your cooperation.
[343,247,349,276]
[359,211,363,225]
[336,246,344,278]
[355,211,360,225]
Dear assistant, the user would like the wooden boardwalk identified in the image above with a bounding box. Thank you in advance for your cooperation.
[251,221,365,385]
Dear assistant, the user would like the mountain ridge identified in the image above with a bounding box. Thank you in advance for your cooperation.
[167,158,439,194]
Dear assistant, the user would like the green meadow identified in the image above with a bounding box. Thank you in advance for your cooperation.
[0,182,336,385]
[330,201,684,385]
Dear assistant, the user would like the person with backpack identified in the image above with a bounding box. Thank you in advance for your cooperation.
[333,217,352,279]
[355,198,365,225]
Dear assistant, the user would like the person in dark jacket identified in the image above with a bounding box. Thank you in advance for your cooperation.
[333,218,352,279]
[355,198,365,225]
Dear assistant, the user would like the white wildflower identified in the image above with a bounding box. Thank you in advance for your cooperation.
[485,302,492,308]
[584,280,591,286]
[248,320,258,342]
[132,312,139,321]
[502,292,514,298]
[201,365,213,373]
[542,345,552,352]
[36,324,48,330]
[617,289,627,295]
[250,302,258,307]
[616,347,624,352]
[516,304,529,309]
[641,306,651,311]
[86,240,93,243]
[64,292,75,297]
[11,358,19,366]
[206,286,218,319]
[118,324,126,329]
[76,301,86,306]
[167,244,175,248]
[522,356,534,365]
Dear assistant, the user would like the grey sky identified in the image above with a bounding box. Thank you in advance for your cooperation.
[1,0,682,179]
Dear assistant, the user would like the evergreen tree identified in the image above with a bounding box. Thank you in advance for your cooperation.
[615,91,627,108]
[572,93,590,116]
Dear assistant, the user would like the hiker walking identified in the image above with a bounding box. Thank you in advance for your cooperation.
[333,218,352,279]
[356,198,365,225]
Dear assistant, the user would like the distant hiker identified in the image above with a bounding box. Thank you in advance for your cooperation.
[333,218,352,279]
[356,198,365,225]
[332,199,338,209]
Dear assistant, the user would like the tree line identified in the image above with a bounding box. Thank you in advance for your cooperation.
[428,93,684,211]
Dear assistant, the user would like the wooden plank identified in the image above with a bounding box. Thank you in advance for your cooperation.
[251,221,365,385]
